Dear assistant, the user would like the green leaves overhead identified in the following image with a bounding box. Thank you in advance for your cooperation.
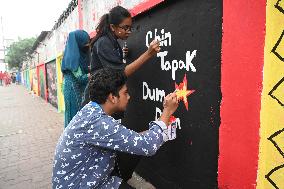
[5,37,36,69]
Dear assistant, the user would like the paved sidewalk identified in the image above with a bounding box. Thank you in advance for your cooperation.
[0,85,63,189]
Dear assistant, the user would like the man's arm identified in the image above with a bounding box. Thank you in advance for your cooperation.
[85,93,178,156]
[85,117,166,156]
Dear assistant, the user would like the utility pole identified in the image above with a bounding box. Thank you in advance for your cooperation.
[0,17,14,72]
[1,16,4,47]
[0,16,7,71]
[1,16,4,55]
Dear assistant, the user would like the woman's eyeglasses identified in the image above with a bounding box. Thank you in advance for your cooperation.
[117,25,133,32]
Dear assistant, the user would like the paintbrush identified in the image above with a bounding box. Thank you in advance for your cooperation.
[158,38,168,43]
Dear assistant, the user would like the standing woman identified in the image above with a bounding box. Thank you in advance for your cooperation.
[82,5,160,105]
[61,30,90,128]
[82,5,160,188]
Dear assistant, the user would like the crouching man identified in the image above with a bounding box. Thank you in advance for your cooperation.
[52,68,178,189]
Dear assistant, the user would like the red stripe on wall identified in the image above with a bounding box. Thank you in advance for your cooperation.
[129,0,164,17]
[218,0,266,188]
[37,65,40,98]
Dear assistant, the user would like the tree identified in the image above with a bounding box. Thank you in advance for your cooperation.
[5,37,36,69]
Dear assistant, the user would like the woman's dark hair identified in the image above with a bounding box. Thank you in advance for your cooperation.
[90,6,131,46]
[89,68,127,104]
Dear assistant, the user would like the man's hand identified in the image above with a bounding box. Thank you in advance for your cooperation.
[163,93,178,116]
[159,92,179,126]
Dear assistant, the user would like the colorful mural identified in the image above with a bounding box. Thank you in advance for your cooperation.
[46,60,58,108]
[37,64,47,101]
[21,72,24,85]
[56,54,65,113]
[29,69,34,92]
[22,0,284,188]
[257,1,284,188]
[23,69,30,90]
[29,68,38,95]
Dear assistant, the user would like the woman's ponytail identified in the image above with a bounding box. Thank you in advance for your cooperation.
[90,13,111,46]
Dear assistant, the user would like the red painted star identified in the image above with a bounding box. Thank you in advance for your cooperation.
[175,74,195,110]
[169,115,176,123]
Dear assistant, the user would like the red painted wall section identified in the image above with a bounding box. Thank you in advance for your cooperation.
[218,0,266,188]
[43,64,48,102]
[37,63,48,102]
[129,0,164,17]
[37,65,40,97]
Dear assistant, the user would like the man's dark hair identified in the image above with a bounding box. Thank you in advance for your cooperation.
[89,68,127,104]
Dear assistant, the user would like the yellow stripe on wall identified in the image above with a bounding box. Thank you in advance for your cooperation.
[56,54,65,113]
[29,68,38,95]
[257,1,284,188]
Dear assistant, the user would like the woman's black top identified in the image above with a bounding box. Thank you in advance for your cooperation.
[90,33,126,72]
[82,33,126,107]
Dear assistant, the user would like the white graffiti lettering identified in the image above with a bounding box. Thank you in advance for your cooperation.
[155,107,181,129]
[146,29,172,47]
[157,50,197,80]
[143,82,165,102]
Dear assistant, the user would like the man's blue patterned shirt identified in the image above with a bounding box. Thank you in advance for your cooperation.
[52,102,166,189]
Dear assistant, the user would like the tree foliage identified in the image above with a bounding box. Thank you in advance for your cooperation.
[5,37,36,69]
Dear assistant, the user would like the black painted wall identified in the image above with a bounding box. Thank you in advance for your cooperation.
[122,0,222,188]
